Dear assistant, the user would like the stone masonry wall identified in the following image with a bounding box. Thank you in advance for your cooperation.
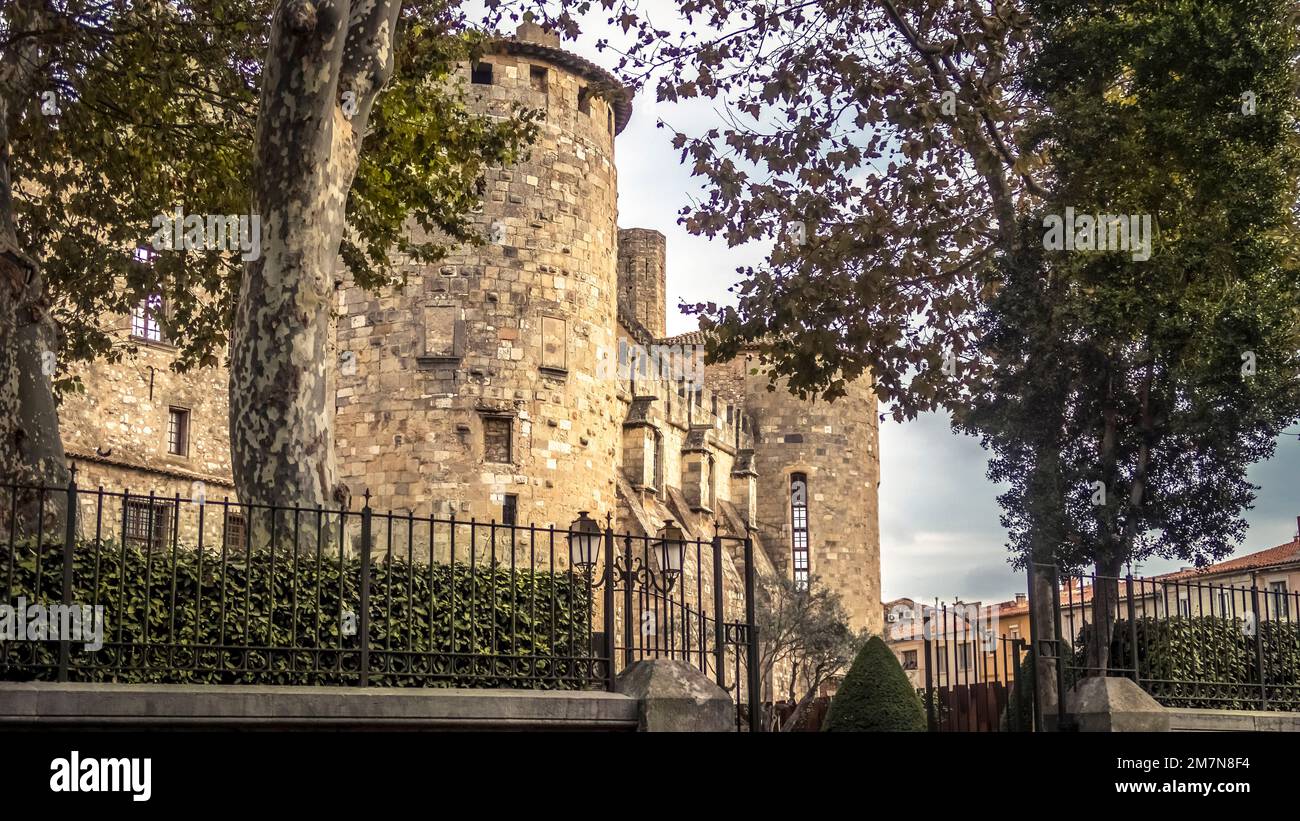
[335,43,623,529]
[707,354,882,635]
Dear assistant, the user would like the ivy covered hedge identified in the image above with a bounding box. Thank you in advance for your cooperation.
[1,539,596,689]
[1074,617,1300,711]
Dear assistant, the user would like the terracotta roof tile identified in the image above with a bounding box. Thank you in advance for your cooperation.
[656,329,711,347]
[1158,538,1300,581]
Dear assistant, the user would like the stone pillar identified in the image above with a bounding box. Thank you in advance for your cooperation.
[622,425,651,488]
[1063,677,1170,732]
[730,450,758,528]
[681,434,712,512]
[615,659,734,731]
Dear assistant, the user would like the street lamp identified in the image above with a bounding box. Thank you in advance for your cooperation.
[654,520,686,583]
[568,511,601,571]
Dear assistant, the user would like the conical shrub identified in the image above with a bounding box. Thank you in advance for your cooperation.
[823,635,927,732]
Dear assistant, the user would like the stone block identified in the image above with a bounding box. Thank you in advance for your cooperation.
[1064,676,1170,732]
[615,659,734,732]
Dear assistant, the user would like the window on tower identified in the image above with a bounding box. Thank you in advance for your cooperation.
[471,62,493,85]
[790,472,809,589]
[530,65,548,93]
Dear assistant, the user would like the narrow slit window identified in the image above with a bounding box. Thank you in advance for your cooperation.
[790,472,809,589]
[577,86,591,115]
[502,494,518,526]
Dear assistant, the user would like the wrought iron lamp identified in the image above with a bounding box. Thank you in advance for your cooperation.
[653,520,686,583]
[568,511,601,572]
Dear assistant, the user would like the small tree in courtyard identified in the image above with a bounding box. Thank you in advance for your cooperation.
[755,575,857,732]
[823,636,926,732]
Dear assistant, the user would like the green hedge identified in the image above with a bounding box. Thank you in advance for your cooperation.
[1,539,595,689]
[824,636,926,732]
[1074,617,1300,711]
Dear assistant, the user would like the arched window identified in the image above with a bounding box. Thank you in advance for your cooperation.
[790,473,809,589]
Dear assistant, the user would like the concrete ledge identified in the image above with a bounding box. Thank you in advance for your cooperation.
[0,682,639,731]
[1168,708,1300,733]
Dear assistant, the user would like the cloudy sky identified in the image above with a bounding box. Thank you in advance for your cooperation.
[540,9,1300,607]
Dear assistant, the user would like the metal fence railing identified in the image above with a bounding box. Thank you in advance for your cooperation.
[0,469,761,730]
[1039,563,1300,717]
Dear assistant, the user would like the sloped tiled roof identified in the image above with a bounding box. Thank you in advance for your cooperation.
[657,329,711,347]
[1158,537,1300,581]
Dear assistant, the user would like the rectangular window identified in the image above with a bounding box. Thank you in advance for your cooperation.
[1219,591,1232,616]
[167,407,190,456]
[1270,582,1289,618]
[902,650,918,670]
[224,510,247,552]
[132,294,165,343]
[577,86,591,115]
[1178,597,1191,617]
[529,65,548,92]
[471,62,493,85]
[1008,624,1020,641]
[502,494,518,526]
[483,417,512,463]
[958,643,971,671]
[125,499,174,549]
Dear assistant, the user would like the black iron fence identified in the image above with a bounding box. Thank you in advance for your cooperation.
[920,603,1031,732]
[0,472,761,730]
[1038,563,1300,719]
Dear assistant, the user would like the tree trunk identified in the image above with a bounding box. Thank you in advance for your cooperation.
[1087,346,1153,675]
[1085,555,1125,675]
[0,3,69,531]
[229,0,400,518]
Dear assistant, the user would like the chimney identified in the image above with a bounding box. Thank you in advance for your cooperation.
[1014,593,1026,606]
[516,16,561,48]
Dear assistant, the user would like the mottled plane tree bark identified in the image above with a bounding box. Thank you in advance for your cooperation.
[230,0,403,512]
[0,0,68,518]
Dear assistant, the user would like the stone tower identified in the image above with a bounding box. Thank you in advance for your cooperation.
[747,372,881,634]
[700,352,882,635]
[334,21,632,526]
[616,227,666,339]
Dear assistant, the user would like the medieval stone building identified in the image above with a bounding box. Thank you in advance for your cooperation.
[57,22,882,634]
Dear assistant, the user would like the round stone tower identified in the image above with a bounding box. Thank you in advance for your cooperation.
[743,365,882,635]
[335,22,631,527]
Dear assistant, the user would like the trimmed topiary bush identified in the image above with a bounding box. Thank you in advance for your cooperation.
[823,635,927,732]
